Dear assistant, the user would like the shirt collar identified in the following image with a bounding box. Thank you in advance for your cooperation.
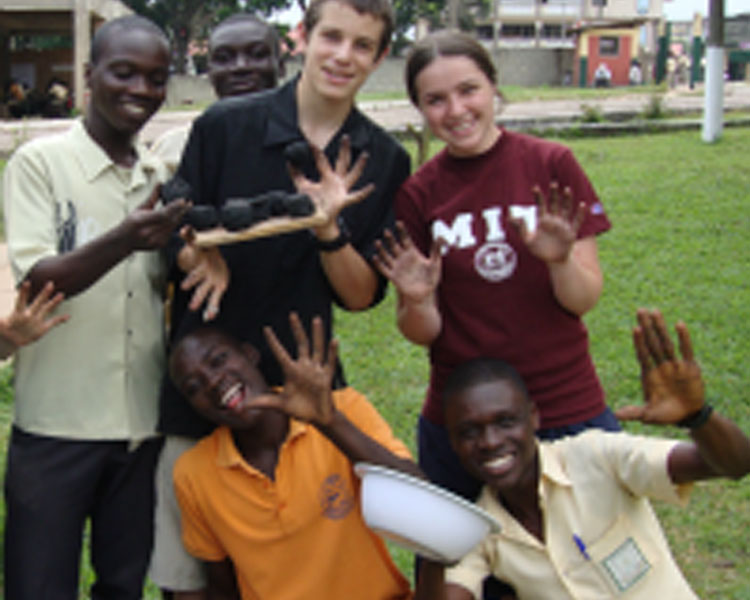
[214,419,309,470]
[70,119,160,187]
[476,441,572,546]
[263,75,372,151]
[538,439,573,488]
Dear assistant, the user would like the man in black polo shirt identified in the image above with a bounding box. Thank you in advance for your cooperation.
[157,0,410,597]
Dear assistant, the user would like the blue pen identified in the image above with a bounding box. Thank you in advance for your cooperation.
[572,534,591,560]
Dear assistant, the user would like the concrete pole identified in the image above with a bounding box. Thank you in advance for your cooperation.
[702,0,724,142]
[73,0,90,113]
[448,0,459,30]
[492,0,500,54]
[690,12,703,89]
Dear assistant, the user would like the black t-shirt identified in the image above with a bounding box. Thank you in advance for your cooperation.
[159,77,411,437]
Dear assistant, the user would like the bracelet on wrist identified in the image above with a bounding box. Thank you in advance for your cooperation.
[316,217,350,252]
[677,404,713,429]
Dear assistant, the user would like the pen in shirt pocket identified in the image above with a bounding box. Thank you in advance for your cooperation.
[573,534,591,560]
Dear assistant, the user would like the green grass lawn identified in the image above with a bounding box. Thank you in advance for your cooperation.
[499,82,672,103]
[161,82,673,111]
[0,128,749,597]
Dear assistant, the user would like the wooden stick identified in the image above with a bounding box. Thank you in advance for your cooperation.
[193,211,328,247]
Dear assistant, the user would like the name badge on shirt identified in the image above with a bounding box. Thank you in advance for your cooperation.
[601,537,651,592]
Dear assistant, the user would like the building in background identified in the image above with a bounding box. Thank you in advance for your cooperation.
[1,0,132,116]
[471,0,664,86]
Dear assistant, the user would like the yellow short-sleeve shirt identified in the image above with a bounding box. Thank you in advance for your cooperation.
[3,120,168,440]
[447,430,696,599]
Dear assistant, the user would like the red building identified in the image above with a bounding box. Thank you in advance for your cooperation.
[573,20,646,87]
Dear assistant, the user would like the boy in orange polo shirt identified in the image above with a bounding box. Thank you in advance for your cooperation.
[169,313,416,599]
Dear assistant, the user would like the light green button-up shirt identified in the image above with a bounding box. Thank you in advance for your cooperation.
[3,120,168,440]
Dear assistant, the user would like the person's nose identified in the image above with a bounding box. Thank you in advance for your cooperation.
[332,40,353,64]
[446,94,463,117]
[231,53,252,71]
[477,424,504,452]
[129,74,159,98]
[192,364,221,393]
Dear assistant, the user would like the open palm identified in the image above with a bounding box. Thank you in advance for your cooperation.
[257,313,337,426]
[514,183,585,263]
[288,135,374,230]
[615,309,705,424]
[373,222,441,303]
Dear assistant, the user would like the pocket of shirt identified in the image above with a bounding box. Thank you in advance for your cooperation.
[562,512,661,598]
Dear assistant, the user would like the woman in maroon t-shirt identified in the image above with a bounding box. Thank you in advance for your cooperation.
[374,31,619,503]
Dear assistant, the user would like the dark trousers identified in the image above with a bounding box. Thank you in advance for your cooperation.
[4,427,162,600]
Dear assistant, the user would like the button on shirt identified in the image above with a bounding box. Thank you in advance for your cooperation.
[3,120,168,440]
[174,387,413,600]
[160,76,411,438]
[447,430,697,599]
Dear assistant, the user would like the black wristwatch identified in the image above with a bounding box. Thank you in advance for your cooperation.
[316,217,351,252]
[677,404,714,429]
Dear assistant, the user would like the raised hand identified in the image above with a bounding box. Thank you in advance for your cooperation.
[124,186,189,251]
[287,135,375,236]
[253,313,337,425]
[0,281,69,350]
[615,309,705,425]
[373,221,442,304]
[177,226,230,321]
[512,182,585,264]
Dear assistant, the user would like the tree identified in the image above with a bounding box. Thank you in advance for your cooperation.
[391,0,490,55]
[123,0,295,74]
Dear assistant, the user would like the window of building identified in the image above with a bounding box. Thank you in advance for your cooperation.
[477,25,494,40]
[501,23,536,38]
[599,36,620,56]
[9,34,72,52]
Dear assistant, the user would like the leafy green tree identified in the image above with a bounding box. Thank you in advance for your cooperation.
[391,0,489,55]
[123,0,295,73]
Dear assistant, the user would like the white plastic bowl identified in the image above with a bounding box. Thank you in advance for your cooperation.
[355,463,501,563]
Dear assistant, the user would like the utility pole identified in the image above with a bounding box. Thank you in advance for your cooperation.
[702,0,724,142]
[73,0,89,112]
[448,0,460,30]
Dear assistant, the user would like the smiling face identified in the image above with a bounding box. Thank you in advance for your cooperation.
[208,18,281,98]
[299,0,385,104]
[169,329,269,430]
[445,378,540,496]
[414,55,500,158]
[85,26,169,138]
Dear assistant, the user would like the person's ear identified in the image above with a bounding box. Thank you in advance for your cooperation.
[240,342,261,366]
[292,21,307,55]
[373,44,390,69]
[530,403,540,432]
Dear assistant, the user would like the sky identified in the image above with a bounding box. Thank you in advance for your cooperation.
[664,0,747,21]
[272,0,748,25]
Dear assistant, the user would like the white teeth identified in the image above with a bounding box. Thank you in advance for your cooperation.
[220,382,243,407]
[485,455,512,469]
[450,120,473,134]
[123,103,146,116]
